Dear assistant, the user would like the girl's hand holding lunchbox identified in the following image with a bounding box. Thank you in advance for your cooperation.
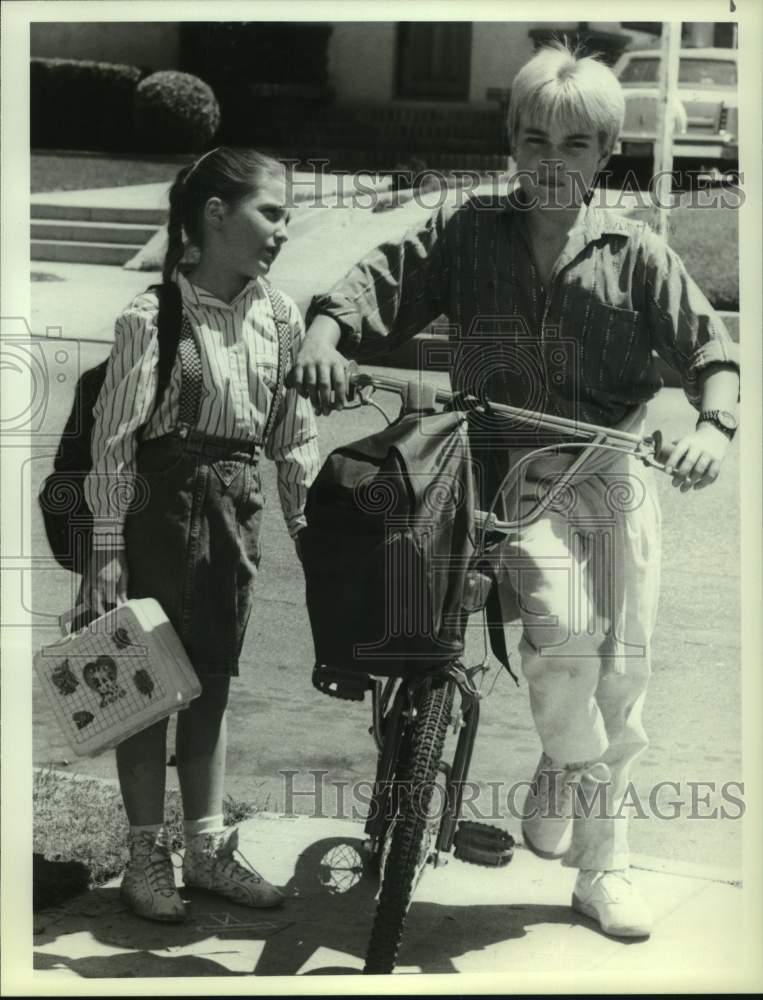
[86,544,130,615]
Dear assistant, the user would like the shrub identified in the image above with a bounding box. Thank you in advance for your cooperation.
[134,70,220,154]
[30,57,144,153]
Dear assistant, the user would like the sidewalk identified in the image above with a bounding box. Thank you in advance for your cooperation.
[29,178,738,367]
[31,813,749,986]
[30,172,395,215]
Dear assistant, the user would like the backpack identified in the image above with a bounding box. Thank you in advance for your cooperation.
[39,280,294,577]
[38,283,183,575]
[300,383,478,687]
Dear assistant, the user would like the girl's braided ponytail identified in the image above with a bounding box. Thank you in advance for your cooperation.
[162,166,191,285]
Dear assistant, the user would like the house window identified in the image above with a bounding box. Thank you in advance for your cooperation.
[396,23,472,100]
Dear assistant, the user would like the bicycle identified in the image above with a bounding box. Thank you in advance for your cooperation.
[309,367,673,975]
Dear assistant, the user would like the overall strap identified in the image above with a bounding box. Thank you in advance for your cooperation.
[175,310,204,433]
[260,282,293,446]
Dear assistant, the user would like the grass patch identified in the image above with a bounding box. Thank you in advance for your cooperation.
[33,768,260,900]
[626,205,738,311]
[31,153,181,193]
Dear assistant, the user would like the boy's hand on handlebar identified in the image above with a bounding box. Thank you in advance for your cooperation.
[663,424,731,492]
[290,317,350,415]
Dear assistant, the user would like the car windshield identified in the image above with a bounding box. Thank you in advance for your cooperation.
[619,56,737,87]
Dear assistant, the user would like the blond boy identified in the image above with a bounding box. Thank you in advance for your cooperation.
[293,44,739,938]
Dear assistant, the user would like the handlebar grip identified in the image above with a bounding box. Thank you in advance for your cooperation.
[650,430,674,467]
[346,360,360,387]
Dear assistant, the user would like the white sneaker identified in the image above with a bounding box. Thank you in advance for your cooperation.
[572,869,652,938]
[120,830,186,923]
[522,754,611,859]
[183,826,284,909]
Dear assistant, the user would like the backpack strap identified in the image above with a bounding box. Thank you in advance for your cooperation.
[260,282,294,447]
[143,282,203,438]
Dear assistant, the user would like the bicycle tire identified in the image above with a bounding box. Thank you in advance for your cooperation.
[364,679,454,975]
[364,680,409,874]
[366,723,413,876]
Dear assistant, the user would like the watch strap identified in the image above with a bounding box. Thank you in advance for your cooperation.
[696,409,737,438]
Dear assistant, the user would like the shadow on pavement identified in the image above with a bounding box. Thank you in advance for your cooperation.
[34,835,612,977]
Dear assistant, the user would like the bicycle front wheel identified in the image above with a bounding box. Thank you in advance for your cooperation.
[364,679,454,975]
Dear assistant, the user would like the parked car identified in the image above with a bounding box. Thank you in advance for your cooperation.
[611,47,738,177]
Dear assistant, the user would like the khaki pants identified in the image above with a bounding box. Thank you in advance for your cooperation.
[498,426,661,871]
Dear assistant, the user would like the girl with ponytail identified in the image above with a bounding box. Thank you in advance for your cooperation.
[84,147,320,922]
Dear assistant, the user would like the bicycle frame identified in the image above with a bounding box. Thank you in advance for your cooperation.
[364,666,483,860]
[354,366,670,864]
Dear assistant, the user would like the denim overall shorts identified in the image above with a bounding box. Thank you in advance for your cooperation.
[124,312,265,676]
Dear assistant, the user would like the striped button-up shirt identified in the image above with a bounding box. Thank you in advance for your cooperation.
[85,271,320,542]
[308,192,738,427]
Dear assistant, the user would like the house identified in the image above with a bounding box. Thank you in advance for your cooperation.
[31,20,737,170]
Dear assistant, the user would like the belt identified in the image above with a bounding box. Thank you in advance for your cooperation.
[176,427,262,463]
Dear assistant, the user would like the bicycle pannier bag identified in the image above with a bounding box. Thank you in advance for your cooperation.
[301,393,476,677]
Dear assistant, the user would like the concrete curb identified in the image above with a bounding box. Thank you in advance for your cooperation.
[33,768,741,888]
[628,852,742,886]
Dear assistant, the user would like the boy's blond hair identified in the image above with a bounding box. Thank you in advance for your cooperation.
[508,41,625,155]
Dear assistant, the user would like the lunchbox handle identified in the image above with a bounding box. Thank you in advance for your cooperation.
[58,605,96,637]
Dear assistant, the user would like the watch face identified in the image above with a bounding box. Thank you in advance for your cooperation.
[718,411,738,430]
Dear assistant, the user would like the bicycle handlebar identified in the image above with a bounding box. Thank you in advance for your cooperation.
[347,365,673,469]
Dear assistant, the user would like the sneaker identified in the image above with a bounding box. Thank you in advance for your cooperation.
[120,830,186,923]
[183,827,284,909]
[572,869,652,938]
[522,754,611,859]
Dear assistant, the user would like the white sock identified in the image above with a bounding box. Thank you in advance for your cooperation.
[129,822,166,848]
[130,822,164,837]
[184,814,225,842]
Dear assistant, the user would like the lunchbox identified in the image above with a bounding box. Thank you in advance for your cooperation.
[34,598,201,757]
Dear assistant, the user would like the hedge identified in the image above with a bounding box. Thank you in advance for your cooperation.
[31,57,145,153]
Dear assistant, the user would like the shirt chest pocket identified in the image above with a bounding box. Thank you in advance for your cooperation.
[237,337,278,390]
[582,301,647,389]
[255,359,278,392]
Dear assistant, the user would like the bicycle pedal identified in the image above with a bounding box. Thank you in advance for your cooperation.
[453,821,515,867]
[311,663,369,702]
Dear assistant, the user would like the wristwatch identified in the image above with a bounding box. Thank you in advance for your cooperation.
[696,409,738,439]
